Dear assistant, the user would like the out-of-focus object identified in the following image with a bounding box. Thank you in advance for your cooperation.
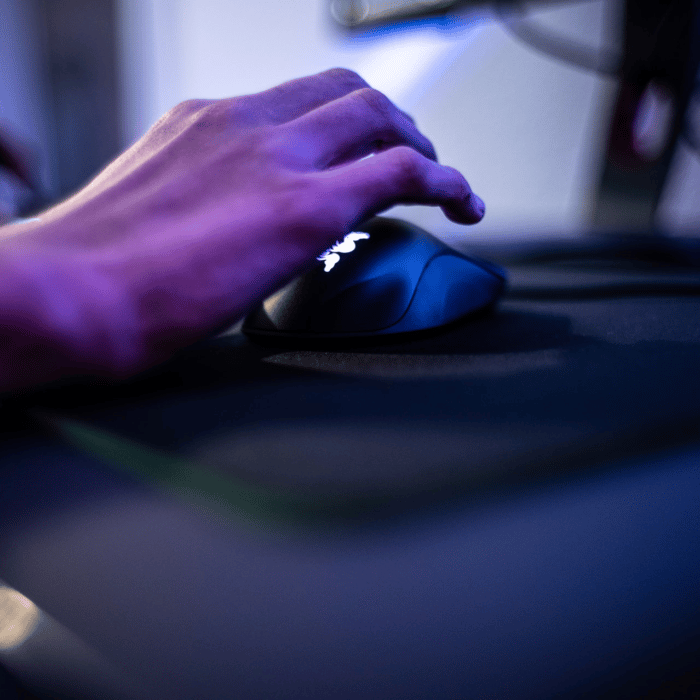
[0,581,137,700]
[591,0,700,231]
[36,0,122,201]
[0,125,36,192]
[329,0,566,31]
[331,0,700,235]
[0,124,43,223]
[0,0,122,222]
[0,586,40,651]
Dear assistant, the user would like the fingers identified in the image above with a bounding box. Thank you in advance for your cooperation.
[280,87,437,168]
[236,68,372,125]
[227,68,417,130]
[322,146,485,226]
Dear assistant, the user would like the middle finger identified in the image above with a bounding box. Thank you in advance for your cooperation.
[279,87,438,169]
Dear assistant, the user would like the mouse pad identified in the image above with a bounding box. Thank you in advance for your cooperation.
[25,260,700,521]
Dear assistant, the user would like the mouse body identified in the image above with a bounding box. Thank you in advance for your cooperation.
[242,217,506,340]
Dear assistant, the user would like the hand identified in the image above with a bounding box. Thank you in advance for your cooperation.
[0,68,485,387]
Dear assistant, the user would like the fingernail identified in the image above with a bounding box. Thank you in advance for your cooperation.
[470,193,485,217]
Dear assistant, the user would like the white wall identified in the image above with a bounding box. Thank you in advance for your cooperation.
[116,0,699,241]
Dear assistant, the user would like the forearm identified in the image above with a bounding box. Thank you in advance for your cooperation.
[0,237,137,394]
[0,213,305,396]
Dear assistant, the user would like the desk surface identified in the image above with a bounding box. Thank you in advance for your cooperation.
[1,251,699,699]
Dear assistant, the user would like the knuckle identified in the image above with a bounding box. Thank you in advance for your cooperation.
[199,99,234,122]
[221,95,255,125]
[190,98,252,131]
[323,67,368,88]
[174,98,211,116]
[160,99,215,132]
[390,147,425,190]
[149,99,212,134]
[355,87,392,120]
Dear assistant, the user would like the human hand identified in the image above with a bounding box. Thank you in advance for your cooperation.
[0,69,485,387]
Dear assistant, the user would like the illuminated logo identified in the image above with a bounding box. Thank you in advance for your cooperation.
[317,231,370,272]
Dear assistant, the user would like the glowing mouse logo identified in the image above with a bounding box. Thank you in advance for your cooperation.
[317,231,370,272]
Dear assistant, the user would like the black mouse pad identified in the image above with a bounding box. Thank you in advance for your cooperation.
[20,260,700,523]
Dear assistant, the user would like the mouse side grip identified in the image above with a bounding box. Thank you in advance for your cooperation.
[387,255,506,333]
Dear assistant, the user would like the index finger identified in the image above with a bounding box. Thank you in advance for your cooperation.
[321,146,486,226]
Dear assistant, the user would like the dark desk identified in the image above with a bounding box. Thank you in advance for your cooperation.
[1,251,699,699]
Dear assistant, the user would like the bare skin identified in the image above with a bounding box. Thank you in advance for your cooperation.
[0,68,485,393]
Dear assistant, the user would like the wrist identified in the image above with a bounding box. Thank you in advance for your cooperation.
[0,240,140,393]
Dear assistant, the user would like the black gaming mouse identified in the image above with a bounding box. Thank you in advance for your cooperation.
[242,217,506,341]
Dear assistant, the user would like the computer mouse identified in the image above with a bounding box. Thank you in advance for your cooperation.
[242,217,506,341]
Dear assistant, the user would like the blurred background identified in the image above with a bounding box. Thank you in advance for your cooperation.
[1,0,698,241]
